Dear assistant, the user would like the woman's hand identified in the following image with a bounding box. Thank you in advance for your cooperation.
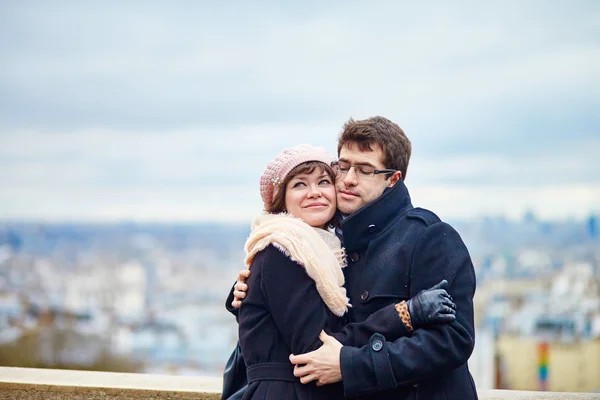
[406,280,456,328]
[231,269,251,309]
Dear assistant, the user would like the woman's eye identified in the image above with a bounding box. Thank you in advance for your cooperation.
[319,179,332,185]
[292,181,306,188]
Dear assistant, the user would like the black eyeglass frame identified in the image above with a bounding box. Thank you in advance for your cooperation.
[331,161,398,178]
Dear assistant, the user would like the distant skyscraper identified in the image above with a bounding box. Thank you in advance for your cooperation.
[5,230,23,251]
[523,209,537,224]
[587,215,597,238]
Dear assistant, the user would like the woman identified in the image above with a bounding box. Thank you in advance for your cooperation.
[236,144,455,400]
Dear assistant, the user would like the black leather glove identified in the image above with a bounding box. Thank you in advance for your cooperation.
[407,280,456,328]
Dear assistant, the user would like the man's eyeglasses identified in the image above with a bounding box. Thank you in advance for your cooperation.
[331,160,397,179]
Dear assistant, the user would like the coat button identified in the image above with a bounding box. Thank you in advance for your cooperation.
[360,290,369,301]
[372,340,383,351]
[349,253,360,263]
[368,224,376,233]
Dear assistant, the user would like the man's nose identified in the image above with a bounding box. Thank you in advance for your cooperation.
[342,167,358,186]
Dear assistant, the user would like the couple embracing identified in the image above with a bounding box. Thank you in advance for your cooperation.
[223,116,478,400]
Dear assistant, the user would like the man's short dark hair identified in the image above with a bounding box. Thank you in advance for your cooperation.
[337,116,412,180]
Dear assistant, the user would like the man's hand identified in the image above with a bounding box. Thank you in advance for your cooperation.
[289,331,343,386]
[230,269,250,309]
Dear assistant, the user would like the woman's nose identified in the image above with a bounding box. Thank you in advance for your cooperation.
[307,185,322,197]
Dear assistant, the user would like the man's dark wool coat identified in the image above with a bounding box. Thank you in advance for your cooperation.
[337,180,478,400]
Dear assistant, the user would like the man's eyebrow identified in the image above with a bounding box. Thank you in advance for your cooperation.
[338,158,376,168]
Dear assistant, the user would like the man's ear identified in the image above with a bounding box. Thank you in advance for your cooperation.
[387,171,402,187]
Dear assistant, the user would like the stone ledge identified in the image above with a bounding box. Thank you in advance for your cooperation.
[476,390,599,399]
[0,367,221,399]
[0,367,598,399]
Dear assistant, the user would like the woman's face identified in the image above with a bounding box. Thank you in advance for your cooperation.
[284,167,337,229]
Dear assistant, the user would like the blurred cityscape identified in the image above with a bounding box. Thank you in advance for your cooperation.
[0,222,247,376]
[0,212,598,392]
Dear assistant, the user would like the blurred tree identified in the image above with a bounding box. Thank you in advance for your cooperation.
[0,325,142,373]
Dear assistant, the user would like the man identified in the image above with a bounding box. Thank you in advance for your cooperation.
[227,116,477,400]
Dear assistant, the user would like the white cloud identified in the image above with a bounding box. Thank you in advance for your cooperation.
[0,183,264,223]
[0,126,598,221]
[0,125,340,194]
[411,183,600,221]
[408,138,600,185]
[0,2,598,220]
[2,2,598,130]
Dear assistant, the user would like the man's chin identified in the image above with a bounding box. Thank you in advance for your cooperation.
[337,199,361,215]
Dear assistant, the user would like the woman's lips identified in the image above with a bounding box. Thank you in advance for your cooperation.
[304,203,328,208]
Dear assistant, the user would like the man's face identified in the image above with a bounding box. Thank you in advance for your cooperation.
[335,142,400,215]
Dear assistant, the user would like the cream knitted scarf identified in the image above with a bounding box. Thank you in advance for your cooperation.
[244,212,351,317]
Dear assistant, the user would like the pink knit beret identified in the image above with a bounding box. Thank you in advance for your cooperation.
[260,144,333,212]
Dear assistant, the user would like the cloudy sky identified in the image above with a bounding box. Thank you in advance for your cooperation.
[1,1,598,222]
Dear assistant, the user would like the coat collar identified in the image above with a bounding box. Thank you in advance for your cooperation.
[341,180,413,250]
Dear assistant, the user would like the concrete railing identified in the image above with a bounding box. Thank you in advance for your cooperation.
[0,367,598,399]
